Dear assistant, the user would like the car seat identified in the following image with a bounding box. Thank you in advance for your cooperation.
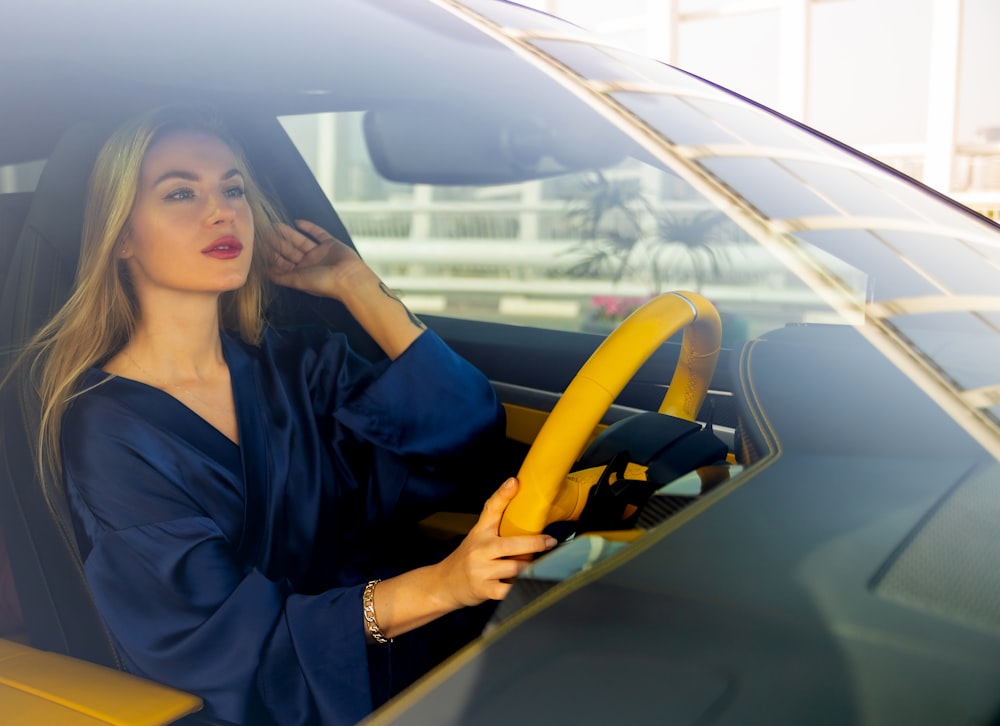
[0,190,33,643]
[0,122,123,668]
[0,120,251,725]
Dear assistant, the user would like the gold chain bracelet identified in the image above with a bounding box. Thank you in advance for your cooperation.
[363,579,391,644]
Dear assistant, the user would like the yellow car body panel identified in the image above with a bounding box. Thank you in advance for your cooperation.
[0,639,202,726]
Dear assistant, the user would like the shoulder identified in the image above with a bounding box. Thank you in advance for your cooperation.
[61,372,165,478]
[63,370,141,432]
[62,370,202,473]
[61,374,166,510]
[62,371,239,531]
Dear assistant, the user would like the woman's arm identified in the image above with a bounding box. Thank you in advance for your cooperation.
[268,223,553,639]
[363,478,556,642]
[268,220,424,360]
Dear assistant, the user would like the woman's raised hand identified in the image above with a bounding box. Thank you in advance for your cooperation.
[436,478,558,607]
[269,219,426,360]
[268,220,371,300]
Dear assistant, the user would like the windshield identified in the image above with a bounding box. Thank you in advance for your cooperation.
[277,0,1000,450]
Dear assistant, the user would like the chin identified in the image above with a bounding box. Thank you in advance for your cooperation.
[215,274,252,292]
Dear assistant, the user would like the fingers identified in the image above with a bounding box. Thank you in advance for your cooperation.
[483,582,513,601]
[496,533,558,558]
[476,477,557,554]
[473,542,553,601]
[273,220,338,254]
[294,218,336,244]
[460,551,539,603]
[480,477,519,525]
[268,223,309,271]
[267,221,335,278]
[442,477,560,606]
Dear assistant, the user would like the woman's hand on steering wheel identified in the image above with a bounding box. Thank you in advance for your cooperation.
[435,478,557,608]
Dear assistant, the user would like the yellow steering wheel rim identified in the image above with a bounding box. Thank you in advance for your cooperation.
[499,291,722,537]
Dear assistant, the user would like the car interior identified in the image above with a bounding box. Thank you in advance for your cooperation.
[0,100,742,721]
[6,3,1000,724]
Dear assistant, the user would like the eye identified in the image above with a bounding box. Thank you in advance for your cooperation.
[224,185,246,200]
[164,188,195,202]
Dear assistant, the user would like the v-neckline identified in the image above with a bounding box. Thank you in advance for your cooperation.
[97,336,242,451]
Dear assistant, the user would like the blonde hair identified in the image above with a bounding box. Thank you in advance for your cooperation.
[23,105,282,486]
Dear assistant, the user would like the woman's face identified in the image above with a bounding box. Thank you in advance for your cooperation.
[122,128,254,301]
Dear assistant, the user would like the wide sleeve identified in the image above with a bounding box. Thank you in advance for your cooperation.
[257,328,507,524]
[63,400,377,726]
[307,329,505,463]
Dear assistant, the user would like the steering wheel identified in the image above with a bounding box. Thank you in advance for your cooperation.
[499,291,722,537]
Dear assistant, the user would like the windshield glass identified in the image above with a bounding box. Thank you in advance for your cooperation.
[279,0,1000,441]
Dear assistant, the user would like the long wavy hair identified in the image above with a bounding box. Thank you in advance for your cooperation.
[23,105,282,486]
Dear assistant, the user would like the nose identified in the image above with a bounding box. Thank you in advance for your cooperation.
[208,193,237,225]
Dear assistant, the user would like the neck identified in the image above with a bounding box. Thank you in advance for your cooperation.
[124,291,226,382]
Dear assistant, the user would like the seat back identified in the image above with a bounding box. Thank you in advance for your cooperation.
[0,191,32,642]
[0,123,122,667]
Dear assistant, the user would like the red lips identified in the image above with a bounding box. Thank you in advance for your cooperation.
[202,236,243,260]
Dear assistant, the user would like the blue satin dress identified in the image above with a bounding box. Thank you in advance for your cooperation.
[61,327,505,725]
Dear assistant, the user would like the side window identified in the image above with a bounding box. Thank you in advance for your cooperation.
[279,112,816,344]
[282,112,600,331]
[0,160,44,193]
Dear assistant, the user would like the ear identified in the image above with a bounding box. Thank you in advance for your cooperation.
[118,229,134,259]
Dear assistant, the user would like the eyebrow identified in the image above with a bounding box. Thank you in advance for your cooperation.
[150,168,243,188]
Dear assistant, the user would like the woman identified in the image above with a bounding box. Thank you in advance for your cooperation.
[26,106,556,725]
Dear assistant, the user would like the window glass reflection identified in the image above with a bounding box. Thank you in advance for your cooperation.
[700,157,838,219]
[782,161,915,218]
[279,111,849,338]
[614,93,742,146]
[532,40,649,83]
[965,239,1000,266]
[458,0,580,32]
[981,311,1000,330]
[891,312,1000,391]
[864,172,996,237]
[877,231,1000,296]
[604,48,730,97]
[687,99,829,154]
[794,230,937,301]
